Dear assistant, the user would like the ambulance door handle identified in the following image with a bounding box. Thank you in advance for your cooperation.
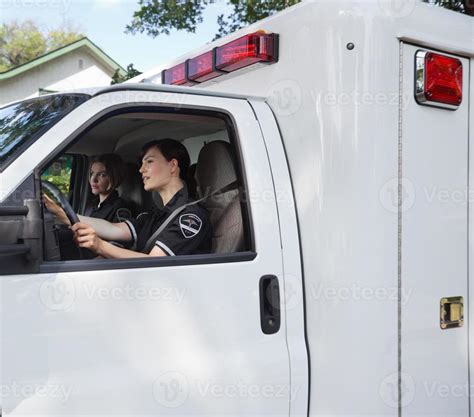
[259,275,281,334]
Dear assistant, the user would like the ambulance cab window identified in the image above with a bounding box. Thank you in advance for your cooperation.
[39,109,251,269]
[0,94,89,172]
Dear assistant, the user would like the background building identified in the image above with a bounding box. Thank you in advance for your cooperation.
[0,38,125,106]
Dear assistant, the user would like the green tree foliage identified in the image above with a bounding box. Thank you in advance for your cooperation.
[423,0,474,14]
[42,169,72,197]
[0,21,84,72]
[126,0,208,36]
[213,0,300,40]
[126,0,473,41]
[111,63,143,84]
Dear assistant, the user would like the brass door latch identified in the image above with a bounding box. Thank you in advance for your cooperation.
[440,297,464,329]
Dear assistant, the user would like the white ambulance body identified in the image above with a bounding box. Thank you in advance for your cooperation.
[0,0,472,416]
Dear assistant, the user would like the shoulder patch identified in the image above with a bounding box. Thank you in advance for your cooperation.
[179,213,203,239]
[116,208,132,222]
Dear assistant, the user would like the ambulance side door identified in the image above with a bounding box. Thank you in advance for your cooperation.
[1,90,291,415]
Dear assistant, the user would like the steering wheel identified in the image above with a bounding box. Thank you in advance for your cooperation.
[42,180,89,260]
[41,180,80,225]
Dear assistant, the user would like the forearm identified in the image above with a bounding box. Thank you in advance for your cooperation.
[97,240,149,259]
[78,215,130,241]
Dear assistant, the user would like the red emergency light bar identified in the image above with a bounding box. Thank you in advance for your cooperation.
[187,51,222,82]
[162,32,279,86]
[215,32,278,72]
[162,63,187,86]
[415,51,462,109]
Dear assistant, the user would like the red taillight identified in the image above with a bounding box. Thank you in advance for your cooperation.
[215,32,278,72]
[187,51,221,82]
[162,63,187,86]
[425,53,462,105]
[416,51,462,108]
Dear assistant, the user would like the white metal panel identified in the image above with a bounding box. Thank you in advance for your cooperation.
[1,91,290,415]
[178,3,471,415]
[470,54,474,417]
[250,99,309,417]
[401,43,469,416]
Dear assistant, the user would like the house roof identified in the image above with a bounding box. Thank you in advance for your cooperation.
[0,37,126,81]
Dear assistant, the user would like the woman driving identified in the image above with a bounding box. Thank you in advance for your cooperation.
[45,139,212,258]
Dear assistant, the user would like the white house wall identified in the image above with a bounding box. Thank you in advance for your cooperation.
[0,49,114,106]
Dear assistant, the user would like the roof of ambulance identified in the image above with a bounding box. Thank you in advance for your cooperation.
[92,83,265,101]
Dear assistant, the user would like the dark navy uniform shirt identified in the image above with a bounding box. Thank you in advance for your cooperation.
[85,190,132,223]
[124,185,212,255]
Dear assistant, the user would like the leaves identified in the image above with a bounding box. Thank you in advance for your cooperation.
[423,0,472,13]
[0,21,84,72]
[126,0,208,37]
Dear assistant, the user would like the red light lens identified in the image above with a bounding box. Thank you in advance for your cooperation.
[215,32,277,72]
[424,52,462,106]
[162,63,187,85]
[187,51,221,82]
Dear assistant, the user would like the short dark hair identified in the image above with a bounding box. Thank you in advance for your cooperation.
[142,138,190,181]
[91,153,125,189]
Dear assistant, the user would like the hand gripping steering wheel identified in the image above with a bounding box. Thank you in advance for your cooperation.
[41,180,80,225]
[42,180,88,259]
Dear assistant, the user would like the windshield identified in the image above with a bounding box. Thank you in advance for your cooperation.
[0,94,89,172]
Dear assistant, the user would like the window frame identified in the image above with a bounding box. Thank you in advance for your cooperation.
[37,104,257,273]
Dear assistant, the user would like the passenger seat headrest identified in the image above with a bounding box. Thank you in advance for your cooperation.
[195,141,236,197]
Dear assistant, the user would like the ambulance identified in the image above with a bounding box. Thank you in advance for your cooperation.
[0,0,472,415]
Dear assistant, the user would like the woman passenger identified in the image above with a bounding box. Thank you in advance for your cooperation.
[85,154,133,222]
[45,154,132,225]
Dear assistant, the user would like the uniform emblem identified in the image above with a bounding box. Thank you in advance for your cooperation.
[179,213,202,238]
